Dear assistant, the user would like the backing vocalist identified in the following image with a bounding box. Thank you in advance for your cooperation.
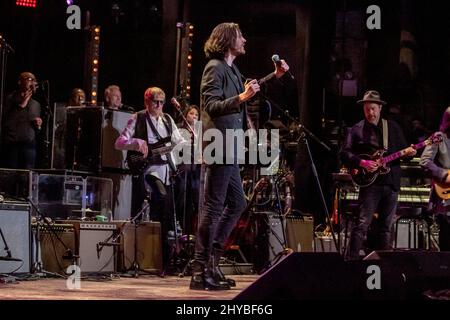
[1,71,42,169]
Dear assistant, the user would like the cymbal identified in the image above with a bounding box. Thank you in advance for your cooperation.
[72,209,101,214]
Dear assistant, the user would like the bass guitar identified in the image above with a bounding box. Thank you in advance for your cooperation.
[126,136,174,175]
[350,134,442,187]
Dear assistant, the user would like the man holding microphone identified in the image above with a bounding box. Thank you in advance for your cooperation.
[1,71,42,169]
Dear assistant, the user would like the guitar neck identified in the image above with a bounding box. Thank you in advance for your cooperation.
[383,141,426,164]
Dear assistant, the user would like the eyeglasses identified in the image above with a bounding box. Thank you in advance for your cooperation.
[151,99,165,105]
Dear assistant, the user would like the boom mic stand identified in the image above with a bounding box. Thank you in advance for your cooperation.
[35,81,52,168]
[296,125,339,252]
[0,226,22,283]
[254,89,339,252]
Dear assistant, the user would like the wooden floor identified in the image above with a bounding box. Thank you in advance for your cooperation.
[0,274,258,300]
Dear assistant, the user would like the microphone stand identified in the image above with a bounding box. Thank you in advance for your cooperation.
[297,126,338,252]
[170,102,198,275]
[36,81,53,168]
[256,88,338,252]
[124,200,155,277]
[95,220,127,275]
[0,226,19,262]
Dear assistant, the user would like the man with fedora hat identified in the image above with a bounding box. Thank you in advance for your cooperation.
[340,90,416,259]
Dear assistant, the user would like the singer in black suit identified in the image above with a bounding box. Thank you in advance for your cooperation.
[190,22,290,291]
[1,72,42,169]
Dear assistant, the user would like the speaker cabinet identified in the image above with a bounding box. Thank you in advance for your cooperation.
[36,224,76,274]
[0,202,31,273]
[235,251,450,300]
[122,221,162,273]
[286,215,314,252]
[64,107,134,172]
[235,252,358,300]
[267,214,314,260]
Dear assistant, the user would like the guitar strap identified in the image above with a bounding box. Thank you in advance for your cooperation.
[145,113,177,173]
[382,119,388,150]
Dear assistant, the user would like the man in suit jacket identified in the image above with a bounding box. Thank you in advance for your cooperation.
[190,22,290,290]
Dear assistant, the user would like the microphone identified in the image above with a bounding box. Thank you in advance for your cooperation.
[171,97,182,110]
[271,54,294,79]
[97,241,119,258]
[0,256,22,262]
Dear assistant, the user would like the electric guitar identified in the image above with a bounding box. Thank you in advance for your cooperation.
[126,136,174,175]
[350,134,442,187]
[433,171,450,200]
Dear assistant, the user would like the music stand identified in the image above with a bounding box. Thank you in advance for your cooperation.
[331,172,357,254]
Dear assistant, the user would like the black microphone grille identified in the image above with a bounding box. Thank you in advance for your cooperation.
[271,54,280,62]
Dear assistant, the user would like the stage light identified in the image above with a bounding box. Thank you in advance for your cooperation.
[66,0,73,5]
[16,0,37,8]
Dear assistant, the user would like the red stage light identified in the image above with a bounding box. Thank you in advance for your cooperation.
[16,0,37,8]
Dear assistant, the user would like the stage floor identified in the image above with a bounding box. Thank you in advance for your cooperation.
[0,274,258,300]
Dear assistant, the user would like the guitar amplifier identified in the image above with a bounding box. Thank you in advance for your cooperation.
[32,223,76,274]
[121,221,162,273]
[62,221,117,273]
[0,202,31,274]
[267,213,314,261]
[78,222,117,273]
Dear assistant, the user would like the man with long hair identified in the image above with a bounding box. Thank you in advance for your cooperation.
[190,22,290,290]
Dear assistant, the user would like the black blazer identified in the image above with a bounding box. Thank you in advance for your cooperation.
[200,58,280,164]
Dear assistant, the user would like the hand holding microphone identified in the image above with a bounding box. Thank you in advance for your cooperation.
[271,54,294,79]
[34,117,43,130]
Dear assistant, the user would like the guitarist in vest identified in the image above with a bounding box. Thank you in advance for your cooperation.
[115,87,185,269]
[420,107,450,251]
[340,90,416,260]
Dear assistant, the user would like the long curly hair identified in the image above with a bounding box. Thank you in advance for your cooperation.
[204,22,241,59]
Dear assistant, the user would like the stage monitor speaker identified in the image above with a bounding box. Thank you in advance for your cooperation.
[0,202,31,273]
[364,250,450,277]
[78,222,116,273]
[234,251,449,300]
[122,221,162,273]
[235,252,360,300]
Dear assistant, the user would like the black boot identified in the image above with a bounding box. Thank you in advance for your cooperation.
[212,249,236,287]
[189,260,230,291]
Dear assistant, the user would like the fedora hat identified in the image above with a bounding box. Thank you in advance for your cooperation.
[357,90,386,105]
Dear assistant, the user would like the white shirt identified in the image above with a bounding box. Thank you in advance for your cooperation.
[115,111,185,185]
